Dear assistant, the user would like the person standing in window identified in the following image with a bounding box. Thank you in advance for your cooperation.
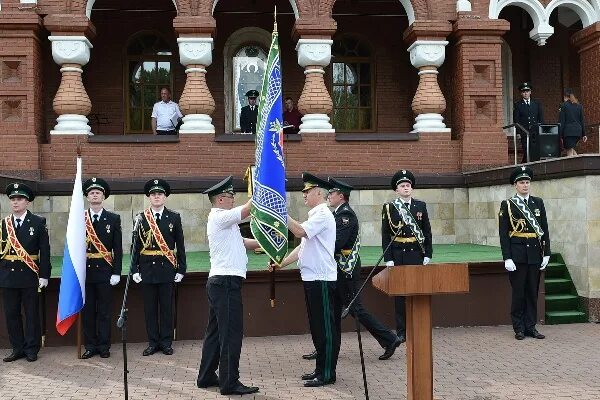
[513,82,544,162]
[283,97,303,134]
[559,88,587,157]
[240,90,259,134]
[151,87,183,135]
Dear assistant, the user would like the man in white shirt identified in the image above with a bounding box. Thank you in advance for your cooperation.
[151,87,183,135]
[197,176,260,396]
[271,172,338,387]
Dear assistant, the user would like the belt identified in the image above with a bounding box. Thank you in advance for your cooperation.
[393,237,417,243]
[2,255,39,261]
[87,253,112,260]
[140,249,165,256]
[510,232,537,238]
[340,249,352,256]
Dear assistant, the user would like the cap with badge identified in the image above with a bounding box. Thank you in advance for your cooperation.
[391,169,415,189]
[328,177,353,195]
[83,177,111,199]
[510,165,534,184]
[302,172,330,192]
[5,182,35,202]
[246,89,259,98]
[144,178,171,197]
[203,176,235,197]
[519,82,532,92]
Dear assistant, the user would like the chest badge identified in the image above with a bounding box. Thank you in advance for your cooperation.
[341,217,349,226]
[169,223,174,232]
[416,212,423,220]
[29,227,35,236]
[534,209,541,217]
[106,224,111,233]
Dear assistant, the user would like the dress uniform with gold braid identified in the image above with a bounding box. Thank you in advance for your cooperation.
[81,177,122,359]
[498,166,550,340]
[131,179,186,355]
[0,183,51,362]
[381,170,432,340]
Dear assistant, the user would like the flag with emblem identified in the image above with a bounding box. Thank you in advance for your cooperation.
[250,20,288,265]
[56,157,87,335]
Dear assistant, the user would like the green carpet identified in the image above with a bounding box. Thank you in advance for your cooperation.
[49,244,502,278]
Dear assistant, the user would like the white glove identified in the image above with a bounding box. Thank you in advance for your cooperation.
[38,278,48,288]
[174,273,184,283]
[385,260,394,267]
[132,273,142,283]
[504,259,517,272]
[423,257,431,265]
[110,275,121,286]
[540,256,550,270]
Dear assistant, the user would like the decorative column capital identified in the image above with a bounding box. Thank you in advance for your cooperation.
[530,23,554,46]
[408,40,448,69]
[177,37,214,67]
[296,39,333,68]
[49,36,92,66]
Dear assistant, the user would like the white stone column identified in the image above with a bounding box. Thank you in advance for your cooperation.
[296,38,335,133]
[177,37,215,134]
[49,36,93,135]
[408,40,450,133]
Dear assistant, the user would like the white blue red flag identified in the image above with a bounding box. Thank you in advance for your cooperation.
[56,157,87,335]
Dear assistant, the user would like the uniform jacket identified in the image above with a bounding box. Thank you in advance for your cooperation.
[559,101,585,138]
[498,196,550,265]
[240,105,258,134]
[334,202,360,270]
[131,208,186,284]
[86,209,123,284]
[0,210,51,288]
[513,98,544,133]
[381,199,433,261]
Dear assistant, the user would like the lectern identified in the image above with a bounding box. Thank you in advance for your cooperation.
[372,263,469,400]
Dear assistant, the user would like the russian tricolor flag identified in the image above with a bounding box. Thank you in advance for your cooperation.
[56,157,87,335]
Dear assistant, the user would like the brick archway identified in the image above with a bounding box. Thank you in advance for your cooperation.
[208,0,299,19]
[85,0,180,18]
[323,0,420,25]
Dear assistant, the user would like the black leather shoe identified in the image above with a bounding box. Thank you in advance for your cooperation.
[302,350,317,360]
[515,332,525,340]
[100,350,110,358]
[301,371,318,380]
[197,374,219,388]
[525,329,545,339]
[81,350,97,359]
[397,333,406,343]
[221,382,259,395]
[304,377,336,387]
[143,346,158,356]
[26,354,38,362]
[3,352,25,362]
[379,336,403,360]
[162,346,174,355]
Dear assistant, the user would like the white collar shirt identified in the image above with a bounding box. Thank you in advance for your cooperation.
[207,206,248,278]
[151,100,183,131]
[516,194,529,203]
[89,208,104,221]
[150,207,165,220]
[13,211,27,226]
[298,202,337,281]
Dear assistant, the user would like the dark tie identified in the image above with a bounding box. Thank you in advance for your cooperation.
[404,203,410,208]
[93,214,99,227]
[15,218,21,231]
[155,213,161,223]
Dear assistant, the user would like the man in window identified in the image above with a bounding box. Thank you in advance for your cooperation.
[240,90,259,134]
[151,87,183,135]
[283,97,303,134]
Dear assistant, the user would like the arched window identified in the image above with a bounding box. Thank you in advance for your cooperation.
[126,32,175,134]
[330,36,375,131]
[232,45,268,131]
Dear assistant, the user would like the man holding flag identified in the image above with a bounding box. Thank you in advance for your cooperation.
[1,182,51,362]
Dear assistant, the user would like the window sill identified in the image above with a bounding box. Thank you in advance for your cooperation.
[214,133,303,142]
[87,134,180,143]
[335,132,420,141]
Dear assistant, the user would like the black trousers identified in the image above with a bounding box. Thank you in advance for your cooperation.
[304,280,339,382]
[2,287,40,356]
[390,246,424,336]
[82,282,112,352]
[509,263,541,333]
[141,282,173,348]
[197,275,244,393]
[521,129,539,162]
[336,267,396,349]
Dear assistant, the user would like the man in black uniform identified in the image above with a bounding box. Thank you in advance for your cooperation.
[498,166,550,340]
[513,82,544,162]
[0,182,51,362]
[302,177,402,362]
[81,177,123,359]
[132,179,186,356]
[382,170,432,342]
[240,89,259,134]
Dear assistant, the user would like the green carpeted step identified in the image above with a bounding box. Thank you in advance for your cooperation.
[545,278,572,294]
[545,310,588,325]
[545,294,580,312]
[544,263,567,279]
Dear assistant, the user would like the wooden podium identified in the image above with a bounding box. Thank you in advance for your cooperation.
[372,263,469,400]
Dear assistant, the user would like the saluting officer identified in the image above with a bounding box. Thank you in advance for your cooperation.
[240,89,259,134]
[131,179,186,356]
[382,170,432,343]
[81,177,123,359]
[499,166,550,340]
[0,183,51,362]
[513,82,544,162]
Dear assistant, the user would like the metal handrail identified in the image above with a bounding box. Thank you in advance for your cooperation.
[502,123,529,165]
